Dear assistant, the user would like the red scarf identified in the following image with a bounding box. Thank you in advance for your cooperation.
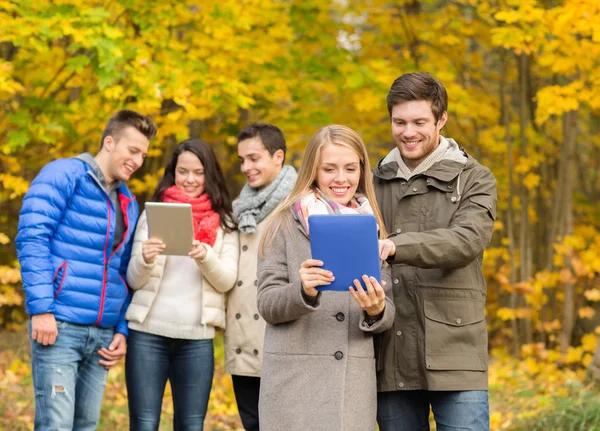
[161,186,220,247]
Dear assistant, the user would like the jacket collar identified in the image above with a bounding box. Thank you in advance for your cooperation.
[373,141,472,183]
[74,152,123,193]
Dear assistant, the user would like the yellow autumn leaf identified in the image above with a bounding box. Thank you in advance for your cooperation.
[497,307,516,321]
[581,334,597,353]
[584,288,600,302]
[558,268,575,284]
[523,172,541,190]
[578,306,595,320]
[565,346,583,364]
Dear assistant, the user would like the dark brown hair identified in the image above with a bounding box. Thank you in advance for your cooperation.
[152,139,236,233]
[386,72,448,122]
[237,123,286,164]
[100,110,157,149]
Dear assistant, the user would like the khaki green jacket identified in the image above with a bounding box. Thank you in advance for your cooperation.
[373,146,497,392]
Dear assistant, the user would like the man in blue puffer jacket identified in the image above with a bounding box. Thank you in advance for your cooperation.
[16,110,156,431]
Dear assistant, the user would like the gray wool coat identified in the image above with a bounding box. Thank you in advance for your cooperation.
[257,213,395,431]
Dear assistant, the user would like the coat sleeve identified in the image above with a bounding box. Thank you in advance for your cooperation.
[126,211,157,290]
[195,228,239,293]
[257,226,321,325]
[15,160,79,315]
[388,167,497,269]
[359,263,395,334]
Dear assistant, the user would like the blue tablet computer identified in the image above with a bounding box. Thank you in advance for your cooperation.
[308,214,381,292]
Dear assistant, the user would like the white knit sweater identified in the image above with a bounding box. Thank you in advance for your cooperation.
[125,210,239,339]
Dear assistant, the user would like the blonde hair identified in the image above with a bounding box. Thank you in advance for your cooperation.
[259,124,388,256]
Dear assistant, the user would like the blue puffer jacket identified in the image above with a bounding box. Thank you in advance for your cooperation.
[16,157,139,335]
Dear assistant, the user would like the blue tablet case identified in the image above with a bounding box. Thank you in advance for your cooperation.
[308,214,381,292]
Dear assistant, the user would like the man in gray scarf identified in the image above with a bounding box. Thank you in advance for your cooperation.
[227,123,297,431]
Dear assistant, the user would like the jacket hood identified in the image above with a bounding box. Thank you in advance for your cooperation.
[74,152,123,192]
[373,137,471,182]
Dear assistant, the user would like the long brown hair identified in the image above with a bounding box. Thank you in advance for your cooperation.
[152,139,236,233]
[259,125,387,256]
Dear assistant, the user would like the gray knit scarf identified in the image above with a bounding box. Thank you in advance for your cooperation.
[233,165,297,234]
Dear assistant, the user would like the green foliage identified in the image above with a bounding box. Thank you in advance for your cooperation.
[511,388,600,431]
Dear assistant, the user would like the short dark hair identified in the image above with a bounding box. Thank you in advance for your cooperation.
[100,110,157,150]
[386,72,448,123]
[237,123,286,162]
[151,139,236,232]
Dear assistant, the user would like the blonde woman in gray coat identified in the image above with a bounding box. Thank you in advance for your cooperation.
[257,125,396,431]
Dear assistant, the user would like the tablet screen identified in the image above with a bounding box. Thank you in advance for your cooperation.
[145,202,195,256]
[308,214,381,291]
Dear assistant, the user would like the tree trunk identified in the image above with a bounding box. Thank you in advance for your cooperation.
[500,53,519,355]
[559,109,577,354]
[518,53,533,344]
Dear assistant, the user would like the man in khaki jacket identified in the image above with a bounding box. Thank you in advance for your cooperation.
[227,123,297,430]
[374,72,497,431]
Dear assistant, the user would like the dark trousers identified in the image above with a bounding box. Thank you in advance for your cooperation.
[232,375,260,431]
[125,330,214,431]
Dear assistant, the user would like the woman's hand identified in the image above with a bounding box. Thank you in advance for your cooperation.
[299,259,334,297]
[378,239,396,261]
[349,275,386,317]
[142,238,166,264]
[189,240,207,260]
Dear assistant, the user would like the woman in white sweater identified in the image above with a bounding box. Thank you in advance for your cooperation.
[125,139,239,431]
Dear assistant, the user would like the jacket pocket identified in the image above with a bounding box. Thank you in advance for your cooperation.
[53,261,68,298]
[424,297,487,371]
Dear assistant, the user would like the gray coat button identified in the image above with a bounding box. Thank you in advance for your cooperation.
[336,312,345,322]
[242,245,248,251]
[456,318,462,324]
[394,279,399,284]
[235,313,241,319]
[236,348,241,354]
[412,187,418,192]
[398,382,405,388]
[396,228,402,233]
[237,280,243,286]
[253,349,259,356]
[334,351,344,360]
[254,314,260,320]
[396,330,402,336]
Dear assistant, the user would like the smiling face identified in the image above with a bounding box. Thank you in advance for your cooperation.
[238,136,283,190]
[104,126,150,184]
[316,143,361,206]
[174,151,205,199]
[391,100,447,171]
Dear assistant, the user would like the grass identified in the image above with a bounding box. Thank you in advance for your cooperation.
[0,327,242,430]
[3,328,600,430]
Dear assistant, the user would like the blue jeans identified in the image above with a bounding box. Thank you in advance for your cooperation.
[125,329,214,431]
[377,390,490,431]
[29,320,114,431]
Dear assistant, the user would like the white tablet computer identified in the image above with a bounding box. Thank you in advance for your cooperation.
[145,202,195,256]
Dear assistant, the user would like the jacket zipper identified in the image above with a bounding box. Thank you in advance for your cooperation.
[96,199,112,326]
[95,193,132,326]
